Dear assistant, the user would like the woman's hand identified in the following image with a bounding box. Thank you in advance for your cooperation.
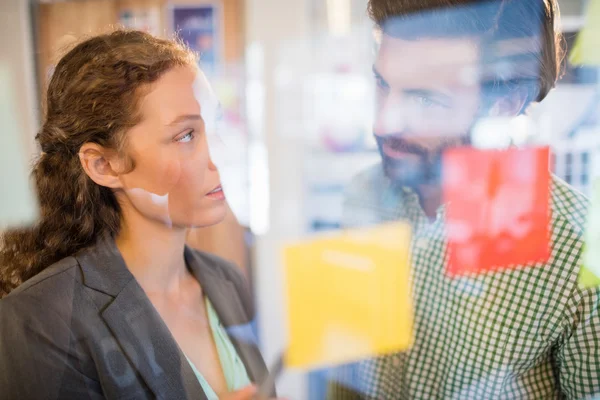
[220,385,257,400]
[220,385,286,400]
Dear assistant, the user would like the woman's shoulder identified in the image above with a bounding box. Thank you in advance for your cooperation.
[0,255,81,315]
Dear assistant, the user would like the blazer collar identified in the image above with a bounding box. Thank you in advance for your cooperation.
[74,235,134,297]
[184,248,269,386]
[75,237,204,399]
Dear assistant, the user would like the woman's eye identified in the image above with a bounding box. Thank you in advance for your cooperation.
[177,130,194,143]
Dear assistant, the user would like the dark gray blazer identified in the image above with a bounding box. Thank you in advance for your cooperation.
[0,237,272,399]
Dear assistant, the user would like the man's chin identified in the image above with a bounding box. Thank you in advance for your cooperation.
[382,159,440,188]
[383,163,422,189]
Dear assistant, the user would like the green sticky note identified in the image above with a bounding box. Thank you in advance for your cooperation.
[582,178,600,288]
[570,0,600,67]
[580,265,600,289]
[0,64,38,228]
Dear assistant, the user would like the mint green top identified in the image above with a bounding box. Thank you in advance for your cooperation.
[185,298,251,399]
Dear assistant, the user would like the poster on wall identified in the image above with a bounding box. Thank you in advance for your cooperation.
[170,3,222,74]
[119,7,161,36]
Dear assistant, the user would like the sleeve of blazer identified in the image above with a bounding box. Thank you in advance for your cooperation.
[0,294,105,400]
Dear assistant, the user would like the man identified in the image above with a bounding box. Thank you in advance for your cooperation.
[328,0,600,399]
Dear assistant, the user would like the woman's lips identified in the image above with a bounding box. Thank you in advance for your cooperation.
[206,185,225,200]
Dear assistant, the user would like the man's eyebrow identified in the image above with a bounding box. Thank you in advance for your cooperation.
[373,65,455,103]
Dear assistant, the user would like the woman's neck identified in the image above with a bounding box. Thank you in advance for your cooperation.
[115,204,190,295]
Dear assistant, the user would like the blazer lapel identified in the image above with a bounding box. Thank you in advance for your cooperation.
[184,249,268,387]
[101,279,206,400]
[77,238,205,400]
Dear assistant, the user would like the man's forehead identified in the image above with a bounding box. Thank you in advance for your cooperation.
[375,34,481,87]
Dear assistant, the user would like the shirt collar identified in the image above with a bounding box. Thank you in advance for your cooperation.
[398,186,447,231]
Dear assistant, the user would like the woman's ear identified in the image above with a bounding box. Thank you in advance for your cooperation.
[78,143,124,189]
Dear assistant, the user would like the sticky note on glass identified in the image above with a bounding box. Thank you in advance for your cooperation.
[580,265,600,289]
[581,179,600,288]
[443,146,551,276]
[570,0,600,67]
[0,65,38,228]
[283,222,413,369]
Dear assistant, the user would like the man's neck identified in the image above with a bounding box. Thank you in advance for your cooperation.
[416,184,443,221]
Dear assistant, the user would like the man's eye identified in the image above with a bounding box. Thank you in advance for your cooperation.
[375,76,389,90]
[416,96,435,107]
[412,96,449,109]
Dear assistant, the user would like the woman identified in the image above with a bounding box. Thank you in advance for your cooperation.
[0,30,273,400]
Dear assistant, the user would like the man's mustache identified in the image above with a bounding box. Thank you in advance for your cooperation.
[378,136,429,158]
[378,135,472,157]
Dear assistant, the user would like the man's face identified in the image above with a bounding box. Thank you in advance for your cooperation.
[373,34,482,187]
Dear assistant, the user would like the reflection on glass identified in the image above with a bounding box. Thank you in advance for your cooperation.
[322,1,600,399]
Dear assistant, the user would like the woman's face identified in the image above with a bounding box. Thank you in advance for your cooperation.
[116,66,226,229]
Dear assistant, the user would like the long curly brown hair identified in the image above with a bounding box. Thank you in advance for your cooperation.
[0,30,197,298]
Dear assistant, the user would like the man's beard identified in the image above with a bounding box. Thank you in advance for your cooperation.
[376,135,471,189]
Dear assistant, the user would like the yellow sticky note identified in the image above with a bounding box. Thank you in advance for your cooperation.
[570,0,600,67]
[283,222,413,370]
[583,179,600,289]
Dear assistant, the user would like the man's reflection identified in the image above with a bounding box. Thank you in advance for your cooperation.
[328,1,600,399]
[374,37,478,193]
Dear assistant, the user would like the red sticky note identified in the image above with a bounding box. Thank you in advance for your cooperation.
[443,146,551,276]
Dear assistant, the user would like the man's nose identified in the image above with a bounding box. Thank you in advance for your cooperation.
[374,93,409,138]
[205,133,223,172]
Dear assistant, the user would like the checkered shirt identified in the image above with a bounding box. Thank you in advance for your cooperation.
[327,164,600,400]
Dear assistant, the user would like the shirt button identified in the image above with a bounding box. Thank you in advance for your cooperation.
[392,356,400,367]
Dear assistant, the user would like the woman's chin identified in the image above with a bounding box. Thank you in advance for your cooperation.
[182,206,228,229]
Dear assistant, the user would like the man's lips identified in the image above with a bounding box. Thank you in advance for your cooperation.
[381,140,422,160]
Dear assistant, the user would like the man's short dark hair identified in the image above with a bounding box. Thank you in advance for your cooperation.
[368,0,564,102]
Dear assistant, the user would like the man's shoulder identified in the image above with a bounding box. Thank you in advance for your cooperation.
[346,164,386,192]
[342,164,404,227]
[344,164,390,207]
[550,175,589,237]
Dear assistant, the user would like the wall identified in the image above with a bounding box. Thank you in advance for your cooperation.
[0,0,39,154]
[246,0,310,397]
[559,0,585,16]
[0,0,40,227]
[36,0,245,96]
